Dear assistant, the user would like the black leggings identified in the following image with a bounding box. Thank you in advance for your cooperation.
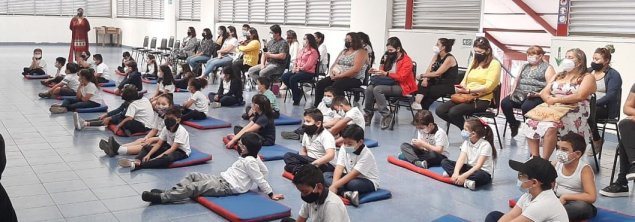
[399,143,447,166]
[23,67,45,75]
[102,118,150,134]
[313,77,362,107]
[174,78,190,89]
[135,143,188,169]
[418,83,455,110]
[181,108,207,121]
[231,59,252,81]
[435,100,490,130]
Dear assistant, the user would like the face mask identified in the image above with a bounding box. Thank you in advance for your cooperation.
[301,187,320,203]
[432,46,441,54]
[164,118,179,133]
[474,52,486,62]
[527,55,540,65]
[345,42,351,48]
[461,130,471,140]
[243,31,249,37]
[561,59,575,72]
[386,51,397,61]
[418,129,428,136]
[77,12,83,17]
[337,109,346,117]
[156,105,169,115]
[302,124,319,136]
[322,97,333,106]
[517,179,528,193]
[124,67,131,73]
[202,33,207,38]
[34,54,42,59]
[555,150,574,164]
[590,62,604,71]
[343,145,356,153]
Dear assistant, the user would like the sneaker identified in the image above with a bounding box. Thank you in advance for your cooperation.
[150,189,164,193]
[344,191,360,207]
[241,113,250,120]
[49,106,68,114]
[292,101,300,106]
[509,123,519,137]
[380,115,393,130]
[411,102,422,110]
[464,179,476,191]
[40,80,47,85]
[211,102,221,108]
[38,92,51,99]
[414,160,428,169]
[72,112,82,130]
[102,140,116,157]
[141,191,162,204]
[281,131,301,140]
[118,159,136,170]
[599,183,630,197]
[442,171,449,177]
[98,139,108,151]
[108,136,120,155]
[627,166,635,181]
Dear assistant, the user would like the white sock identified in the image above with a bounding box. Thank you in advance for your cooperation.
[118,146,128,155]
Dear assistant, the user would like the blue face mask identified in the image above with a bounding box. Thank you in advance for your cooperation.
[517,179,528,193]
[461,130,471,140]
[343,145,356,153]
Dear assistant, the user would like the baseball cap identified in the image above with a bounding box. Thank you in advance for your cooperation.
[509,157,557,185]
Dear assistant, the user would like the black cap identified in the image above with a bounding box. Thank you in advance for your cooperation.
[509,157,557,185]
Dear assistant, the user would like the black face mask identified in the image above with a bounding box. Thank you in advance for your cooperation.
[202,33,208,38]
[474,53,486,62]
[345,42,351,48]
[301,190,320,203]
[302,124,319,136]
[590,62,604,71]
[164,118,179,133]
[386,51,397,61]
[77,12,83,17]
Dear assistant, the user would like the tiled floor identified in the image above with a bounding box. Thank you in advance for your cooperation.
[1,44,634,222]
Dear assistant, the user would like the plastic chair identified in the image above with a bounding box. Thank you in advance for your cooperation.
[469,84,504,149]
[132,36,149,62]
[385,61,418,130]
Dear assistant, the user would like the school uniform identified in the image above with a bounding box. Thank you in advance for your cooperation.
[400,125,449,166]
[158,82,175,96]
[110,98,153,134]
[284,129,337,173]
[23,59,47,75]
[441,138,494,187]
[160,156,272,203]
[245,90,280,119]
[142,63,158,79]
[345,107,366,129]
[0,134,18,222]
[208,78,243,107]
[61,82,102,110]
[135,124,190,169]
[299,191,350,222]
[118,71,143,91]
[59,73,80,96]
[95,63,110,83]
[181,90,209,121]
[324,145,379,195]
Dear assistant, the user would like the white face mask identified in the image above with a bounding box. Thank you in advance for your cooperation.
[561,59,576,72]
[555,150,574,164]
[527,55,540,65]
[432,46,441,54]
[322,97,333,106]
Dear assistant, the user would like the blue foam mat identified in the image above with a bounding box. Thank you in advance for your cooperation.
[24,74,50,79]
[142,78,157,84]
[588,208,635,221]
[431,214,470,222]
[358,188,392,204]
[76,104,108,113]
[273,114,301,126]
[196,191,291,222]
[168,148,212,168]
[364,138,379,148]
[183,118,232,129]
[99,80,116,87]
[259,144,296,161]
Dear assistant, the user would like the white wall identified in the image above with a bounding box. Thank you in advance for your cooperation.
[551,36,635,111]
[0,16,115,44]
[389,29,477,70]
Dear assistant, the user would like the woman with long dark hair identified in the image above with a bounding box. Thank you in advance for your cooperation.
[186,28,215,72]
[69,8,90,62]
[181,27,198,57]
[202,26,239,80]
[281,34,320,105]
[231,28,261,80]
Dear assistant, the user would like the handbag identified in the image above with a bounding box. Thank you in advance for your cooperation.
[524,103,576,122]
[450,93,479,104]
[369,75,396,86]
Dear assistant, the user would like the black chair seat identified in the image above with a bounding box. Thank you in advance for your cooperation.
[472,112,497,118]
[597,118,618,124]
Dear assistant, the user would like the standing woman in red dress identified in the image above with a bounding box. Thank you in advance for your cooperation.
[69,8,90,62]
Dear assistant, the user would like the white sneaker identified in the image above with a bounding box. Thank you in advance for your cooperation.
[464,179,476,191]
[118,159,136,170]
[411,102,422,110]
[72,112,80,130]
[442,171,449,177]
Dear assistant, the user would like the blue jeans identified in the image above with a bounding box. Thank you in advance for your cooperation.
[186,55,211,70]
[61,98,100,111]
[323,172,376,195]
[203,56,233,77]
[281,71,314,103]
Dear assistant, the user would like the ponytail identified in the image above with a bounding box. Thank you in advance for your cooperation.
[466,118,497,159]
[482,124,497,159]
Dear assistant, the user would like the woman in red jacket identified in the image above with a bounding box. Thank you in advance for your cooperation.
[364,37,417,129]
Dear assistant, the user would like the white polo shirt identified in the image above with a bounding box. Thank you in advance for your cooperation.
[302,129,336,165]
[336,147,380,190]
[299,191,350,222]
[516,190,569,222]
[125,98,155,128]
[159,124,191,156]
[344,107,365,129]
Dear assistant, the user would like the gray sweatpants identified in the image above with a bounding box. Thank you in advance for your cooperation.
[161,172,234,203]
[364,84,403,117]
[248,64,285,83]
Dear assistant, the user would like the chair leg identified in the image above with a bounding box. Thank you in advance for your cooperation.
[446,122,450,135]
[493,118,503,149]
[599,122,608,160]
[610,130,622,184]
[590,138,600,172]
[503,121,508,137]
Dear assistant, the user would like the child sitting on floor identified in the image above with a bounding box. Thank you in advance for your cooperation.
[116,51,134,75]
[115,61,143,95]
[74,84,137,130]
[328,96,365,145]
[180,78,209,121]
[77,51,92,69]
[50,69,102,114]
[282,86,343,140]
[208,66,243,108]
[242,77,280,120]
[93,54,110,83]
[151,65,175,105]
[38,63,80,98]
[284,108,336,174]
[98,94,174,157]
[554,132,597,220]
[398,110,449,169]
[41,57,67,86]
[142,54,159,80]
[118,107,190,171]
[22,48,47,76]
[291,164,350,222]
[441,118,496,190]
[226,94,276,148]
[141,132,284,203]
[324,125,379,207]
[174,71,194,90]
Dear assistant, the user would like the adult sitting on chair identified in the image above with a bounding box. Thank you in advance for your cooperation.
[202,26,239,80]
[521,48,595,160]
[501,45,555,137]
[247,24,289,83]
[435,37,501,131]
[186,28,215,73]
[599,82,635,198]
[231,28,261,81]
[280,34,319,105]
[180,27,198,57]
[313,32,368,108]
[363,37,416,129]
[413,38,459,111]
[587,45,622,155]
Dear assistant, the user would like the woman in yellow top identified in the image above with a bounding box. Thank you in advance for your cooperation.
[435,37,501,130]
[231,28,262,80]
